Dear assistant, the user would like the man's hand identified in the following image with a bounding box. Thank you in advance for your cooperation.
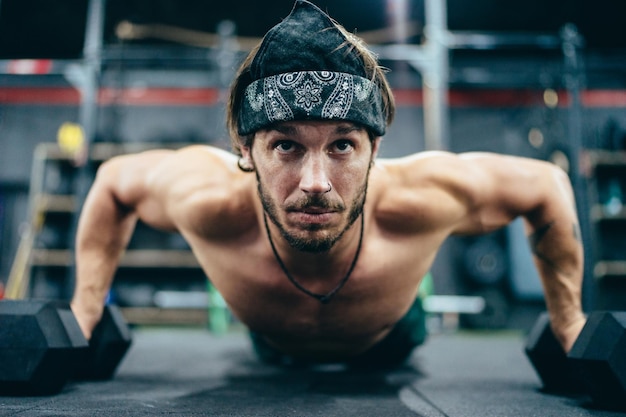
[70,301,104,340]
[553,314,586,353]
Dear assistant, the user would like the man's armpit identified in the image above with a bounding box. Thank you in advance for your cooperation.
[527,221,567,276]
[573,222,582,243]
[528,221,554,249]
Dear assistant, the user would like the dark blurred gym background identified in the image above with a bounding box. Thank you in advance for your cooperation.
[0,0,624,331]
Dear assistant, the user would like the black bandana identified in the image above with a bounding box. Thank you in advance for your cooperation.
[237,0,386,137]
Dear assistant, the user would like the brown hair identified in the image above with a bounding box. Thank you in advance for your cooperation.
[226,21,395,157]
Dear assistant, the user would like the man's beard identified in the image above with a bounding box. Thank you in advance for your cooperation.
[257,172,369,253]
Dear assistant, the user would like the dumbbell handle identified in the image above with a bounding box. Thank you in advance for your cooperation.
[71,300,106,340]
[73,304,132,381]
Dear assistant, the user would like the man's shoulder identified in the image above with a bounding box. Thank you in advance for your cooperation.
[163,145,254,198]
[373,151,466,186]
[146,145,247,189]
[377,150,461,167]
[369,151,479,232]
[167,144,239,168]
[146,145,257,232]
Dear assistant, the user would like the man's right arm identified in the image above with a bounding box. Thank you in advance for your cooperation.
[70,145,245,338]
[70,150,177,338]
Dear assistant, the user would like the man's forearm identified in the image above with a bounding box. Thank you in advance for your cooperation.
[71,183,138,339]
[528,218,585,352]
[520,164,586,352]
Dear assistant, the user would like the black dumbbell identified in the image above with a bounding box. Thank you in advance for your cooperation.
[525,311,626,410]
[524,312,584,393]
[569,311,626,410]
[0,300,87,395]
[0,299,132,395]
[73,303,133,380]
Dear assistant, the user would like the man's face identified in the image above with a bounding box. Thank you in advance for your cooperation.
[243,121,379,253]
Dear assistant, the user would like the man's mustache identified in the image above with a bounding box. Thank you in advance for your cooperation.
[286,195,344,211]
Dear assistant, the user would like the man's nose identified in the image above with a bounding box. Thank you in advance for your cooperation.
[299,154,332,194]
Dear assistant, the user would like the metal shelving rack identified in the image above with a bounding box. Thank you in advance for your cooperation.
[584,150,626,308]
[9,142,206,306]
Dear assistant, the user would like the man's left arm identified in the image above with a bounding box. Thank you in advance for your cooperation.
[523,177,585,353]
[452,152,585,352]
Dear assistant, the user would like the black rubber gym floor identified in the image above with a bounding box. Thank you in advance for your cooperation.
[1,328,624,417]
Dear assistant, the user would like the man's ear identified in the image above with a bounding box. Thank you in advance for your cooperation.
[371,137,382,159]
[238,145,255,172]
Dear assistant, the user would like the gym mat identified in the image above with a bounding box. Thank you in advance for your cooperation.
[1,328,624,416]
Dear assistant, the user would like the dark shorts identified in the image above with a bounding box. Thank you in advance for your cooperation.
[249,296,428,370]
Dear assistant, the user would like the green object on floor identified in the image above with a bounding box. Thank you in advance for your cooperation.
[207,282,229,335]
[419,272,434,299]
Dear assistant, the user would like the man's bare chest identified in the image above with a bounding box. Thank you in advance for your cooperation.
[195,239,427,353]
[185,228,431,350]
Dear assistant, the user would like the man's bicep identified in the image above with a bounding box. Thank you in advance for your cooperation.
[451,153,554,235]
[97,150,179,231]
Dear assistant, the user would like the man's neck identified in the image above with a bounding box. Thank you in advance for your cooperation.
[264,211,365,304]
[266,218,362,273]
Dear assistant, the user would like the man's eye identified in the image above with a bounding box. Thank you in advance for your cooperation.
[275,141,296,152]
[332,140,354,153]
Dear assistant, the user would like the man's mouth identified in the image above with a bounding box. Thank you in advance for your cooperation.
[298,207,335,214]
[284,196,344,225]
[288,208,337,225]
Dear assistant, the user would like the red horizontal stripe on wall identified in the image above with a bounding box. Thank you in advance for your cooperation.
[0,87,80,104]
[0,87,222,106]
[392,89,423,105]
[0,87,624,108]
[98,87,221,105]
[394,89,547,107]
[393,89,626,108]
[581,90,626,107]
[450,90,546,107]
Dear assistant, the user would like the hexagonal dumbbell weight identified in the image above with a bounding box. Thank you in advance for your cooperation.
[0,300,132,395]
[0,300,87,395]
[568,311,626,410]
[525,311,626,411]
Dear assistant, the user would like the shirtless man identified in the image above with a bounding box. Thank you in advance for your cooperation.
[70,0,585,367]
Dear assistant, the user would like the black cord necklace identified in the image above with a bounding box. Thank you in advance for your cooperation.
[263,212,364,304]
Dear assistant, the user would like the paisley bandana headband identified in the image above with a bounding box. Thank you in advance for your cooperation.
[236,1,387,137]
[239,70,385,136]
